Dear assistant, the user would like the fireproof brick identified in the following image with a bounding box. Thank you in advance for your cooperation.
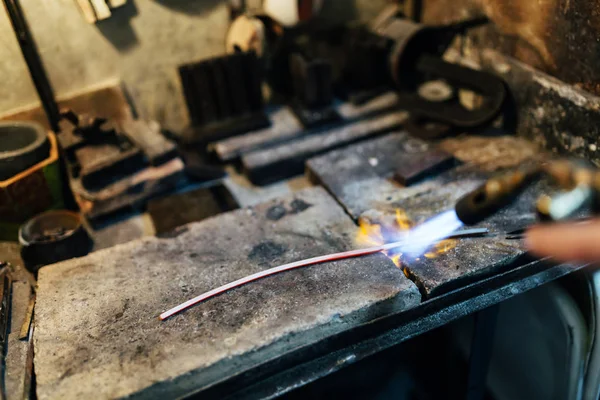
[34,187,420,400]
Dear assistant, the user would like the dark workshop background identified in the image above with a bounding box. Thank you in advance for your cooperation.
[0,0,387,132]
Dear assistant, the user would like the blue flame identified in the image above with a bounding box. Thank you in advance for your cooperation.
[398,210,464,258]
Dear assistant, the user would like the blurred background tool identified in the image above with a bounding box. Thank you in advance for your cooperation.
[18,210,92,274]
[0,123,63,241]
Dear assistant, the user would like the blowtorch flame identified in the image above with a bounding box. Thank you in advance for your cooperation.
[356,209,460,268]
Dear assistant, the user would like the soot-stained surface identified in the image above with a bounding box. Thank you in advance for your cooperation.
[307,132,458,219]
[308,133,547,297]
[34,187,420,400]
[396,179,549,297]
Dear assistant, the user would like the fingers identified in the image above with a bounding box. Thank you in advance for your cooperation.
[525,219,600,263]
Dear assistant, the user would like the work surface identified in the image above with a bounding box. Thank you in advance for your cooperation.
[34,130,569,399]
[34,187,420,400]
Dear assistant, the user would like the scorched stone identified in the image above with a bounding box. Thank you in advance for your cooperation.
[34,187,420,400]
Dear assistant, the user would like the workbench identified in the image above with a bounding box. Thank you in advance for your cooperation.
[28,50,600,396]
[31,123,585,399]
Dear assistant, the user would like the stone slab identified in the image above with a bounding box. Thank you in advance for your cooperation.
[212,92,400,161]
[308,134,541,220]
[34,187,420,399]
[308,134,548,297]
[390,179,548,297]
[5,332,29,400]
[306,132,456,218]
[242,112,408,185]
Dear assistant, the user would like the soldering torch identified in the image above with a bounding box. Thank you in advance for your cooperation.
[454,159,600,226]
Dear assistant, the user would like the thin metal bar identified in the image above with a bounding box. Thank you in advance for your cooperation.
[160,228,489,320]
[2,0,61,132]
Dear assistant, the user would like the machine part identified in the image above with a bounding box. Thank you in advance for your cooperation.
[404,115,453,139]
[382,17,488,89]
[226,15,266,57]
[75,142,143,191]
[18,210,93,273]
[0,122,50,181]
[58,111,179,191]
[0,133,63,241]
[289,53,340,127]
[120,119,177,166]
[373,16,507,131]
[179,51,269,143]
[417,79,455,102]
[73,157,186,222]
[395,54,507,129]
[341,28,393,101]
[2,0,61,132]
[536,185,594,221]
[160,228,485,320]
[455,167,540,225]
[180,149,227,182]
[263,0,324,27]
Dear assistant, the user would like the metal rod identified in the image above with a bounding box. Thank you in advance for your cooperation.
[160,228,489,320]
[2,0,61,132]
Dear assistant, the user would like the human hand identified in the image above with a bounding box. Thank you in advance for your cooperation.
[525,219,600,263]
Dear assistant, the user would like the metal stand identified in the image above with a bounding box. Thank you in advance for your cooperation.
[466,304,500,400]
[2,0,61,131]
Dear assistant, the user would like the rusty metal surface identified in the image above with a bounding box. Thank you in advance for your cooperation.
[0,245,32,400]
[470,50,600,166]
[422,0,600,96]
[34,187,420,399]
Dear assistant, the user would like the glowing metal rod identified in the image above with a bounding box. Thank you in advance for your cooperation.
[159,227,488,320]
